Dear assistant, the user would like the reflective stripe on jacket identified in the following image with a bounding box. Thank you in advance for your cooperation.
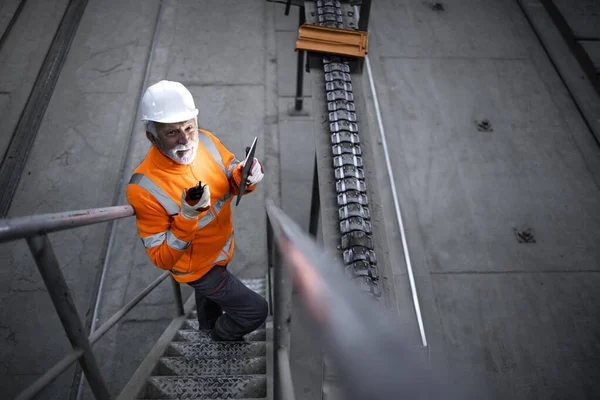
[126,128,254,283]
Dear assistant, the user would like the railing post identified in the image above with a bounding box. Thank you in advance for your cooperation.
[271,219,293,398]
[309,154,320,237]
[266,215,275,316]
[358,0,371,32]
[26,234,110,400]
[170,277,185,316]
[294,6,306,111]
[277,347,296,400]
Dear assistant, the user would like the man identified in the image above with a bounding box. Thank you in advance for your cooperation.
[127,80,268,341]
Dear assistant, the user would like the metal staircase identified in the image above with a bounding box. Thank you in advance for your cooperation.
[119,278,272,400]
[0,199,446,400]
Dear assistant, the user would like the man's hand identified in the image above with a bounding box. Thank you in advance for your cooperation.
[244,157,264,185]
[180,185,211,220]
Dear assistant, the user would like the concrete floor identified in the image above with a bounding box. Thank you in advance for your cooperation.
[363,0,600,398]
[0,0,599,399]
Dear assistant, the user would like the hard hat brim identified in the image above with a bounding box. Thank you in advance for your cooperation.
[141,109,199,124]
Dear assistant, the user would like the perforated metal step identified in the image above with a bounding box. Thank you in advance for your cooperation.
[157,357,267,376]
[145,376,267,399]
[175,329,266,342]
[167,342,267,359]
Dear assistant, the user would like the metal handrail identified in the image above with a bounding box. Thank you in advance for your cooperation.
[4,200,465,399]
[0,205,185,400]
[0,205,134,243]
[265,201,463,400]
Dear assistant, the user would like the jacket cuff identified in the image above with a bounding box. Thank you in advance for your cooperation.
[232,162,243,187]
[231,163,257,191]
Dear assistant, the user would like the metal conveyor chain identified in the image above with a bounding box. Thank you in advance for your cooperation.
[316,0,380,297]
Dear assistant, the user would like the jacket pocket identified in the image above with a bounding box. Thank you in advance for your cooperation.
[170,244,194,276]
[185,243,194,272]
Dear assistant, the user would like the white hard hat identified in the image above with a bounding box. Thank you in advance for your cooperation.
[140,80,199,123]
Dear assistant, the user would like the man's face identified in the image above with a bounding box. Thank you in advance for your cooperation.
[147,118,199,164]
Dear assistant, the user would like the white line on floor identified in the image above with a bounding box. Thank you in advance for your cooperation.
[355,5,428,347]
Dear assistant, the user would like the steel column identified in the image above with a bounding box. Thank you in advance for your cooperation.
[294,6,306,111]
[267,216,275,316]
[276,347,296,400]
[171,277,185,316]
[309,154,320,237]
[358,0,371,32]
[26,234,110,400]
[272,219,292,399]
[272,228,291,349]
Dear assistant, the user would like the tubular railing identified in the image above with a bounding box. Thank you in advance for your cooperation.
[0,206,185,400]
[266,200,461,400]
[1,200,462,400]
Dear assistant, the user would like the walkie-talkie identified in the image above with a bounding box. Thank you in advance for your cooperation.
[185,181,205,206]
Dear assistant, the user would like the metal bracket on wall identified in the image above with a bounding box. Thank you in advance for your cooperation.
[302,1,367,74]
[284,1,370,114]
[295,24,368,58]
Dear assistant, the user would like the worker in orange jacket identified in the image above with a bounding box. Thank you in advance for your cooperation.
[127,80,268,341]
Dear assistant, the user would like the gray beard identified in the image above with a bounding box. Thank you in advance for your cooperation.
[157,140,198,165]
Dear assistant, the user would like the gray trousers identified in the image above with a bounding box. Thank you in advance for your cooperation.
[188,265,268,340]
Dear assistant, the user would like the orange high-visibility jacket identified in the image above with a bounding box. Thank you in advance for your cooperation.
[126,128,255,283]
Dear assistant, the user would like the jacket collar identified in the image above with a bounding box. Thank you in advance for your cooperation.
[148,145,192,174]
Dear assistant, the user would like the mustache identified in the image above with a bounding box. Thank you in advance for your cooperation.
[172,140,198,152]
